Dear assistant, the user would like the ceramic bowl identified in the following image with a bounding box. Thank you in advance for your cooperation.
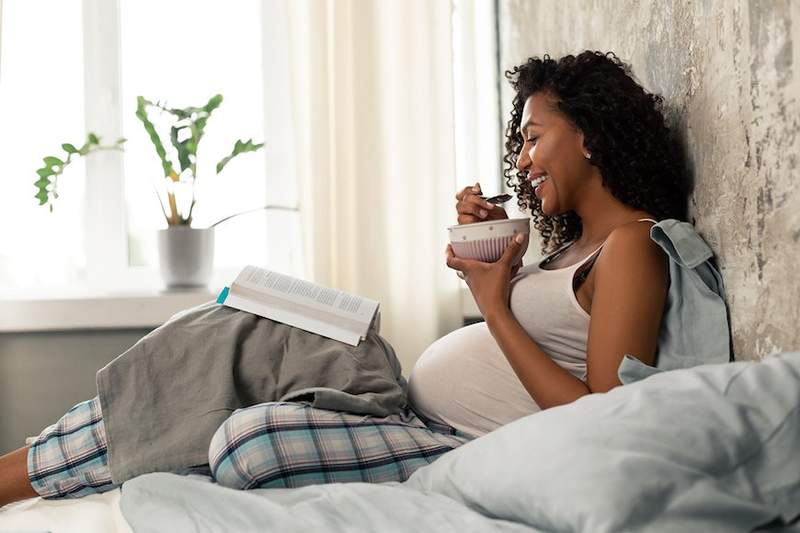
[448,217,530,263]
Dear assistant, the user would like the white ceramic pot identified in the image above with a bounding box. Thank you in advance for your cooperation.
[157,226,215,288]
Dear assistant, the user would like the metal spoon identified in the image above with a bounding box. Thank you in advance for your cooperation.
[480,193,513,204]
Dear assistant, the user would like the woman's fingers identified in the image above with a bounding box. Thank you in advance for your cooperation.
[454,183,514,225]
[445,244,475,278]
[456,194,497,224]
[457,204,510,225]
[445,244,463,270]
[500,233,526,265]
[454,182,482,201]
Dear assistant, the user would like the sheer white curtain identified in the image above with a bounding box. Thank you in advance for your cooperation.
[281,0,462,373]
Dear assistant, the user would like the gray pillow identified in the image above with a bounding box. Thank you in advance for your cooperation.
[406,352,800,532]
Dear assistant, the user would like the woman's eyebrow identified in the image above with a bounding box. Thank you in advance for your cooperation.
[519,120,542,136]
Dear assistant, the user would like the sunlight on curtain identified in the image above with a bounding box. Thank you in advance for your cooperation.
[0,0,86,294]
[285,0,462,373]
[119,0,269,271]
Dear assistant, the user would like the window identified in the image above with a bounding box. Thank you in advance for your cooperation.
[120,0,266,269]
[0,0,304,296]
[0,0,87,293]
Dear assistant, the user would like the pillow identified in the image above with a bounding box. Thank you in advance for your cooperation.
[406,352,800,532]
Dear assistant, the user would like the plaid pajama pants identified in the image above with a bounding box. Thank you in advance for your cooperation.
[27,398,469,499]
[26,397,115,499]
[208,402,469,489]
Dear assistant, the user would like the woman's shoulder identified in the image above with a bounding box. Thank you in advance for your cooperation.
[596,217,667,281]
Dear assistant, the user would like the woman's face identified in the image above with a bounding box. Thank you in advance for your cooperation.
[515,92,594,216]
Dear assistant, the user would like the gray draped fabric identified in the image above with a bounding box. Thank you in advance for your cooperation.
[96,301,406,484]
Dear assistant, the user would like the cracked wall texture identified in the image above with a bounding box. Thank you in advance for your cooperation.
[499,1,799,360]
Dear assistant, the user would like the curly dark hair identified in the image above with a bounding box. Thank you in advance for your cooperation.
[503,51,691,253]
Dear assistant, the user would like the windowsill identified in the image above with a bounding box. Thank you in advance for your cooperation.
[2,285,479,333]
[0,288,219,333]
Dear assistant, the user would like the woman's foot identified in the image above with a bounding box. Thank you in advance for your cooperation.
[0,446,39,508]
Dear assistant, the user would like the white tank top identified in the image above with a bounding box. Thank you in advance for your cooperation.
[408,219,657,438]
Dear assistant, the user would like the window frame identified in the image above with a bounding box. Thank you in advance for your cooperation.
[78,0,302,293]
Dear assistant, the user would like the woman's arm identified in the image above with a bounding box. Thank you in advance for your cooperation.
[479,222,668,409]
[583,222,668,392]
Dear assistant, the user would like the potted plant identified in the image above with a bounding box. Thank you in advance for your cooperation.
[35,93,265,289]
[134,94,264,288]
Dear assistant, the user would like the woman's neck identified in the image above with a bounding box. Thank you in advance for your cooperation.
[572,182,647,248]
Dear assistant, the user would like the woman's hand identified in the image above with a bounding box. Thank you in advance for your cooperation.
[446,234,526,319]
[455,182,509,224]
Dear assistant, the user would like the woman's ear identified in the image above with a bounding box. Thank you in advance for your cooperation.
[578,132,591,160]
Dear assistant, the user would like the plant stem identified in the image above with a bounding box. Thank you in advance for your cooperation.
[152,182,170,223]
[167,169,181,225]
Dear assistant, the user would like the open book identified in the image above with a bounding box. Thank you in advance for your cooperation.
[216,265,380,346]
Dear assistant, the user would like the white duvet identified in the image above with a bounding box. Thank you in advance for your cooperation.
[0,488,132,533]
[120,473,539,533]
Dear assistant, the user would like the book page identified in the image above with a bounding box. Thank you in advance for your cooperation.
[223,291,361,346]
[233,266,379,327]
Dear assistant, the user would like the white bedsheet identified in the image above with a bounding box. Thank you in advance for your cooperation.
[120,473,540,533]
[0,488,132,533]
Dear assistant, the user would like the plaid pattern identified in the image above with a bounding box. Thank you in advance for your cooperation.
[27,398,469,499]
[209,402,470,490]
[27,397,116,499]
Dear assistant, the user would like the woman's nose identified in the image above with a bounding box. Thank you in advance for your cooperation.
[517,150,531,172]
[516,149,530,172]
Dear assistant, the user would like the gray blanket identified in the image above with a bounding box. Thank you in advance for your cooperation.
[96,301,406,484]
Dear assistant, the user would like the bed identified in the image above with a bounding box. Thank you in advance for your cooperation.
[2,351,799,532]
[0,488,131,533]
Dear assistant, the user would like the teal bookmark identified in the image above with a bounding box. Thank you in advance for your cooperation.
[217,286,230,304]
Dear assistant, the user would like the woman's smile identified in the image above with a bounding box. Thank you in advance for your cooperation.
[530,174,550,199]
[529,172,553,212]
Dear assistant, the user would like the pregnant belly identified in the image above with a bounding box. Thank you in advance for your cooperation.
[407,322,540,439]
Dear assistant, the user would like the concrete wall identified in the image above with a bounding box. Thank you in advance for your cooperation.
[0,330,150,454]
[499,0,800,360]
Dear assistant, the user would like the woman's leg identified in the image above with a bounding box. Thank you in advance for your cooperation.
[208,402,470,490]
[2,397,117,507]
[0,447,38,507]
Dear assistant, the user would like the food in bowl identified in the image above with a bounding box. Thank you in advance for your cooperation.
[448,217,530,263]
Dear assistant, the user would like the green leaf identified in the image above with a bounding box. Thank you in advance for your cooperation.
[216,138,264,174]
[170,125,193,173]
[34,173,52,205]
[136,96,175,177]
[203,94,223,114]
[190,94,223,159]
[34,133,125,211]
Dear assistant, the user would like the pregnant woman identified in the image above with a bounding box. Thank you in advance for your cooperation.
[411,50,693,437]
[0,51,726,507]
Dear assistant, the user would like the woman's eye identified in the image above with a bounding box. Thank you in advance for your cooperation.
[526,137,538,144]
